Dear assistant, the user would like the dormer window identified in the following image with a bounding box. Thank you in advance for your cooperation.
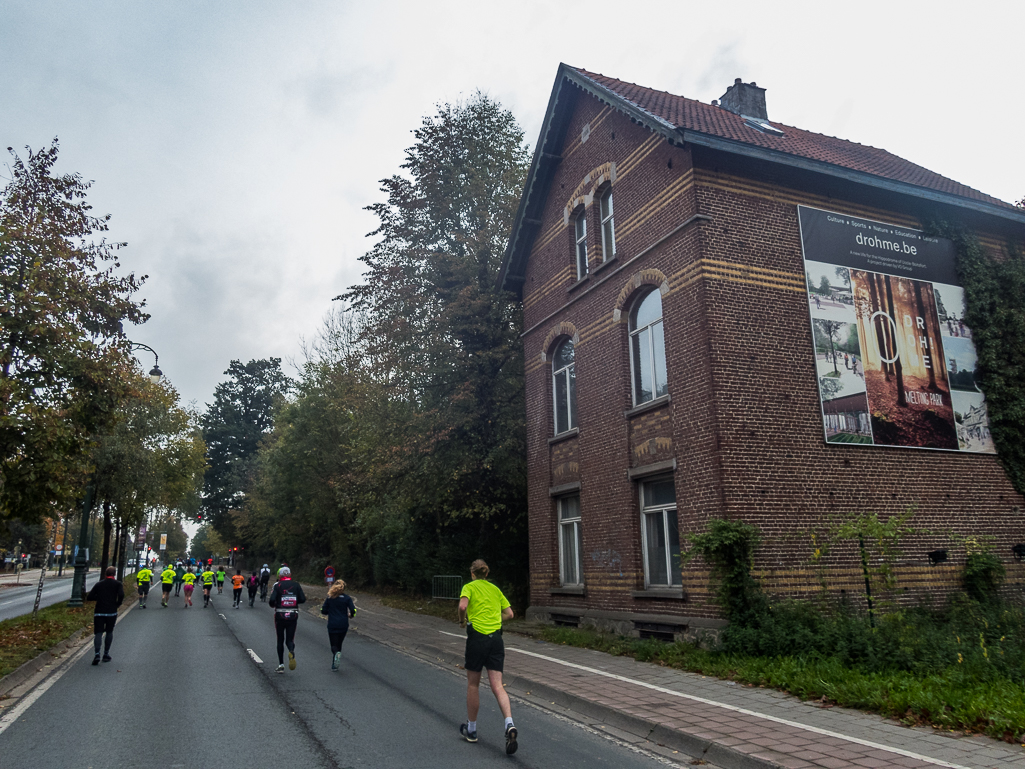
[599,188,615,262]
[574,211,588,279]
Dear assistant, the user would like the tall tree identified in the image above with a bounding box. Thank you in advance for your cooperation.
[91,375,206,571]
[0,141,147,523]
[338,93,531,596]
[201,359,291,539]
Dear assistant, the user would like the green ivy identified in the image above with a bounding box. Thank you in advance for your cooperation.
[684,519,766,624]
[933,223,1025,494]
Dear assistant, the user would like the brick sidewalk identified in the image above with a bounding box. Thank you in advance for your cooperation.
[332,592,1025,769]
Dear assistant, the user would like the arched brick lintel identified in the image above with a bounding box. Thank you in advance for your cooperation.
[540,321,579,363]
[612,269,670,323]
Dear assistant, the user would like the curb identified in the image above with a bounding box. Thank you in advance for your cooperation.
[348,614,782,769]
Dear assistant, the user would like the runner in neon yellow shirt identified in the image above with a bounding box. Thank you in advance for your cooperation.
[201,568,216,608]
[159,565,175,607]
[181,569,197,607]
[457,559,516,754]
[136,566,153,608]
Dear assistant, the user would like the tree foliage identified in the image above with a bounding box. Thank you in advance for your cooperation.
[0,141,147,523]
[91,374,205,568]
[201,358,291,538]
[945,227,1025,493]
[241,94,531,601]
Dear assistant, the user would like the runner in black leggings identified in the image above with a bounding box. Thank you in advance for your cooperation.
[268,567,306,673]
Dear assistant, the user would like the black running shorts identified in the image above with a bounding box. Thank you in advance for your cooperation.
[464,626,504,673]
[162,583,172,592]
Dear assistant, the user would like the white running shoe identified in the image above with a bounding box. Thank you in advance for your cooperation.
[276,664,285,673]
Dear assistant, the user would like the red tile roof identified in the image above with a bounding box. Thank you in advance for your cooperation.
[572,67,1013,209]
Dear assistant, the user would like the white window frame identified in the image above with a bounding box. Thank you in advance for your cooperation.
[551,338,577,435]
[558,495,583,586]
[599,188,615,262]
[574,211,588,279]
[629,290,668,406]
[639,477,681,588]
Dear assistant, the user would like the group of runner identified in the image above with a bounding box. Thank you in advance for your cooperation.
[95,556,517,755]
[133,560,276,609]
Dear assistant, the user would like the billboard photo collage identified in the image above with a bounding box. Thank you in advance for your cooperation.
[798,206,995,453]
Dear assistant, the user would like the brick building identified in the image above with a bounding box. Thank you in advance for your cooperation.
[498,64,1025,638]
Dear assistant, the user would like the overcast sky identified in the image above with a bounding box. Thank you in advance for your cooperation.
[3,1,1022,409]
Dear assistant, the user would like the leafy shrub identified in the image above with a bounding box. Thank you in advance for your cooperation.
[686,519,766,624]
[963,551,1006,602]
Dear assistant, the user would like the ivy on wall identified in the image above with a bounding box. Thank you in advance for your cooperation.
[937,223,1025,495]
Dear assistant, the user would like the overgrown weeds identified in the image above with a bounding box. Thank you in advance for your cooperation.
[539,615,1025,741]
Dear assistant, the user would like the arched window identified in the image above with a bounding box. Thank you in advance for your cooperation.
[629,290,668,405]
[552,338,577,435]
[574,211,588,280]
[599,187,615,262]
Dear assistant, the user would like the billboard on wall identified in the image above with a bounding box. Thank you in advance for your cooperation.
[797,206,995,453]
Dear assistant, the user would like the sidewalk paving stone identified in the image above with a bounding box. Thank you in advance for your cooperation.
[337,592,1025,769]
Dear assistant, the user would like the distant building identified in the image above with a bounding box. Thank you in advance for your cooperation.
[499,65,1025,637]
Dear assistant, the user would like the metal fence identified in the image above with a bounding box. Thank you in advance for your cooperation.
[432,575,463,600]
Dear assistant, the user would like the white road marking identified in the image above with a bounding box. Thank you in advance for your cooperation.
[500,643,973,769]
[0,600,138,736]
[0,640,93,735]
[247,649,263,664]
[439,630,462,638]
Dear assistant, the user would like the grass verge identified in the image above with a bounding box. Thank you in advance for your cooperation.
[539,626,1025,743]
[0,601,94,679]
[378,593,460,623]
[0,572,140,680]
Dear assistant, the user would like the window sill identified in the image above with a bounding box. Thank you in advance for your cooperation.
[593,256,618,275]
[630,588,685,600]
[549,586,586,596]
[624,394,671,419]
[567,275,590,293]
[548,428,579,446]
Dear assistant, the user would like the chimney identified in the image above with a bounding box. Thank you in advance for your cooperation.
[718,78,768,121]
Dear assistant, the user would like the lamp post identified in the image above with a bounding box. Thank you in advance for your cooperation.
[129,342,163,385]
[69,342,163,606]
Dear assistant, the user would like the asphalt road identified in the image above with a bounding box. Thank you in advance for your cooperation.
[0,588,674,768]
[0,572,99,622]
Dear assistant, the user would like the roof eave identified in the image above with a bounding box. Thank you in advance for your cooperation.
[499,66,1025,297]
[677,129,1025,227]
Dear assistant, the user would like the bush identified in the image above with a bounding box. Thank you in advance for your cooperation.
[963,551,1006,602]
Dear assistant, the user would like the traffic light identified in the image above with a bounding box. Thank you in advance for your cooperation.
[196,513,203,521]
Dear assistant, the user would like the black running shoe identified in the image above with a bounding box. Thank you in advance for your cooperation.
[92,654,100,666]
[102,655,112,663]
[505,725,518,755]
[460,723,478,743]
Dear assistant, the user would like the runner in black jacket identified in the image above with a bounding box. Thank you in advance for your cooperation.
[85,567,124,665]
[268,567,306,673]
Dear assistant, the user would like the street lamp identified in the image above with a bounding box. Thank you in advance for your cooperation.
[130,342,163,384]
[69,342,164,606]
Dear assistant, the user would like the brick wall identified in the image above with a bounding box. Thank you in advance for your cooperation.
[521,85,1025,627]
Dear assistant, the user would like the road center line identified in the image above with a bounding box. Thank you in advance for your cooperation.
[497,642,971,769]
